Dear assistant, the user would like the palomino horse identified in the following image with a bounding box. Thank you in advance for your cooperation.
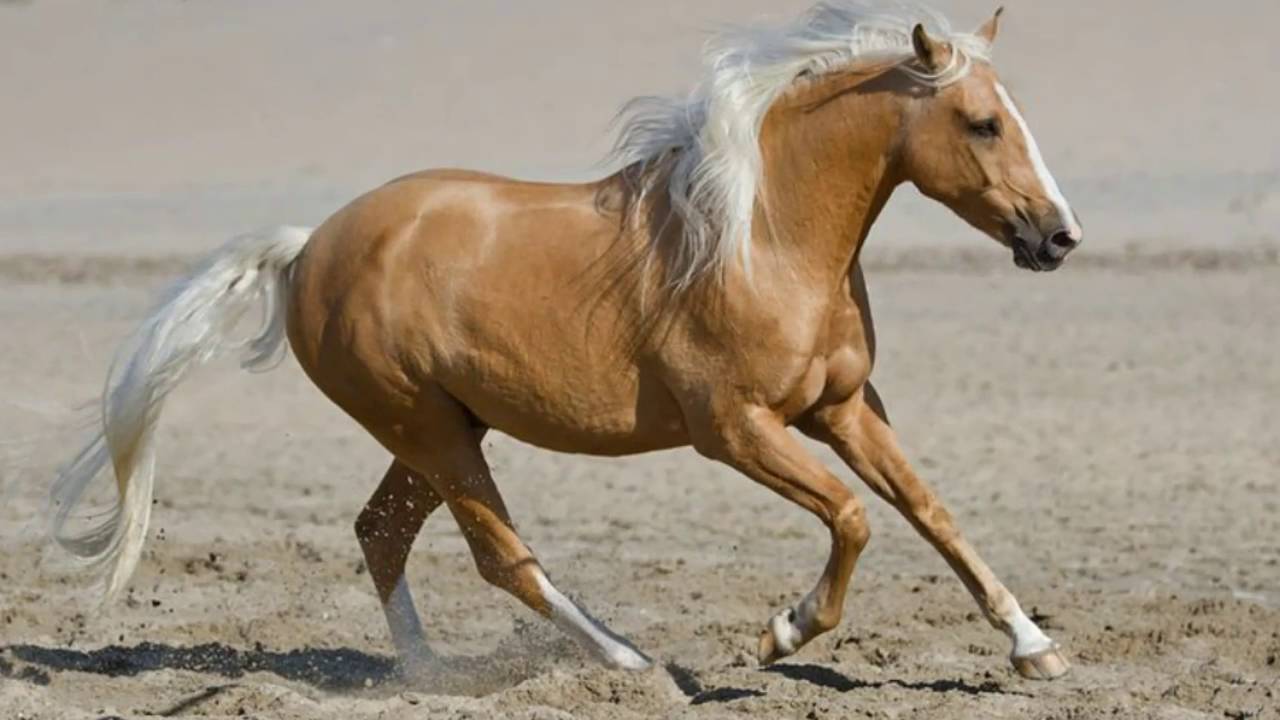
[51,2,1082,681]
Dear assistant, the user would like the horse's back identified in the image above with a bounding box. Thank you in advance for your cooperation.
[288,167,599,343]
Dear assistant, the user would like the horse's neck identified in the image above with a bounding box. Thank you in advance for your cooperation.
[753,73,906,293]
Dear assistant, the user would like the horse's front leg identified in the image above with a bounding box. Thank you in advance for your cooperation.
[693,406,871,664]
[798,384,1069,680]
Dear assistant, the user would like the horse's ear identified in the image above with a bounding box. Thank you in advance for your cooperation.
[911,23,945,72]
[976,6,1004,45]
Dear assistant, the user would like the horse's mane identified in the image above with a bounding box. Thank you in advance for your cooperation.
[611,0,991,289]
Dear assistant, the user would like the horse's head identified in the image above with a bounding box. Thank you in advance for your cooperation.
[900,10,1082,271]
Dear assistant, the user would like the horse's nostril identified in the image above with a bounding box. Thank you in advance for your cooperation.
[1048,231,1079,251]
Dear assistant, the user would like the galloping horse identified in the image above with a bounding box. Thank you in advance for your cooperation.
[51,2,1082,681]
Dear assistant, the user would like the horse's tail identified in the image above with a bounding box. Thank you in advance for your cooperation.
[49,225,313,603]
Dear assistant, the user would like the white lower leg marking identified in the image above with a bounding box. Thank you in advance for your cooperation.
[994,82,1081,239]
[1005,602,1055,658]
[767,609,805,656]
[769,590,821,656]
[534,571,651,671]
[385,576,430,662]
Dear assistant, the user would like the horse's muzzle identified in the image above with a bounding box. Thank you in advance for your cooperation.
[1044,230,1081,260]
[1013,229,1080,272]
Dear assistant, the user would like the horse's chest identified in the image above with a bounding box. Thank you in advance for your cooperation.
[708,280,872,418]
[774,357,830,421]
[775,298,873,416]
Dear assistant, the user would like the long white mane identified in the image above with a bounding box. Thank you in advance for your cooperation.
[612,0,992,289]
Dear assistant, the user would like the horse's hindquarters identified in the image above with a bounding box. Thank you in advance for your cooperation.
[286,171,690,458]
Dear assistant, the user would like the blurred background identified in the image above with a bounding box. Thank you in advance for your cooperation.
[1,0,1277,259]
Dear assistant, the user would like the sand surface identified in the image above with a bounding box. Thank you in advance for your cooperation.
[1,1,1278,718]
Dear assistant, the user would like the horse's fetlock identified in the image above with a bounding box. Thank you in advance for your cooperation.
[810,604,843,634]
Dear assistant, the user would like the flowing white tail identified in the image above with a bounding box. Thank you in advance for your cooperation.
[49,226,313,602]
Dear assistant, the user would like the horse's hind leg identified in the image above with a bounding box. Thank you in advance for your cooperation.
[356,459,445,670]
[388,394,652,671]
[799,383,1069,680]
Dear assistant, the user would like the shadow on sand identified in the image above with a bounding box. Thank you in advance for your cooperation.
[0,630,580,700]
[765,662,1029,697]
[664,662,767,705]
[1,642,1027,712]
[2,642,395,691]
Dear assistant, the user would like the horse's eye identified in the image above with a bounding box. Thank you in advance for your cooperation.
[969,118,1001,139]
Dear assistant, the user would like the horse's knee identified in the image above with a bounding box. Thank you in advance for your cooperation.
[832,497,871,550]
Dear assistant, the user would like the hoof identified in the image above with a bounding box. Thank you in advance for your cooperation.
[758,628,782,666]
[758,608,804,666]
[1011,644,1070,680]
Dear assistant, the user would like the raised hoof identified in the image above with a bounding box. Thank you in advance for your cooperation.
[757,609,804,666]
[1011,644,1070,680]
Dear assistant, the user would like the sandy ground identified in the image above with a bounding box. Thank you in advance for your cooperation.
[1,1,1279,718]
[1,264,1277,719]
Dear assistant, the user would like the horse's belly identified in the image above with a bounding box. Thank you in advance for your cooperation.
[438,363,689,456]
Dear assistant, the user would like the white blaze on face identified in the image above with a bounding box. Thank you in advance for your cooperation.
[994,82,1082,241]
